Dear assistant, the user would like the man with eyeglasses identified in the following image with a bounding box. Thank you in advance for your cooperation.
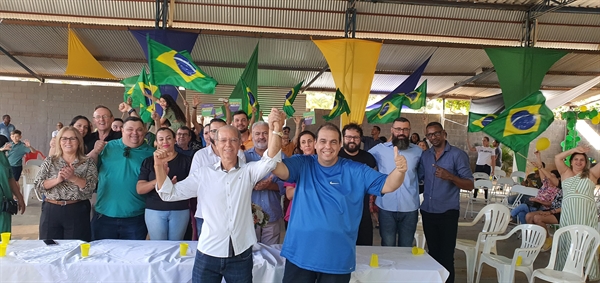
[88,116,154,240]
[188,118,246,239]
[369,117,422,248]
[418,122,474,283]
[338,123,377,246]
[175,126,203,157]
[153,109,285,283]
[244,121,286,245]
[84,105,122,154]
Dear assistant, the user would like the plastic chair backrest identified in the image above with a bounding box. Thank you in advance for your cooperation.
[516,224,547,266]
[510,171,527,183]
[473,172,490,180]
[494,170,506,178]
[478,204,511,237]
[22,165,41,186]
[511,185,539,197]
[23,150,45,163]
[546,225,600,279]
[496,177,515,186]
[474,180,493,190]
[25,159,43,167]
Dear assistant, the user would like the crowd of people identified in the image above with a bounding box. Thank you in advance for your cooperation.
[1,94,599,283]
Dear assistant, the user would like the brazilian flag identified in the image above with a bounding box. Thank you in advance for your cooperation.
[401,80,427,110]
[147,37,217,94]
[241,79,259,117]
[468,113,498,132]
[121,68,161,123]
[283,81,304,118]
[366,95,403,124]
[482,91,554,152]
[323,89,350,122]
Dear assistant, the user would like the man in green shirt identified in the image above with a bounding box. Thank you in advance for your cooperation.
[88,117,154,240]
[0,138,26,233]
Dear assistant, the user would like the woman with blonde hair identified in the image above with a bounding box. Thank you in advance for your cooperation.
[554,145,600,280]
[34,126,98,241]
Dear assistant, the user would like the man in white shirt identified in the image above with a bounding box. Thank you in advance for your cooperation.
[467,136,496,199]
[154,109,285,283]
[189,118,246,237]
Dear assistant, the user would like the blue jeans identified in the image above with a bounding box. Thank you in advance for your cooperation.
[91,211,147,240]
[145,209,189,240]
[378,209,419,247]
[196,217,204,238]
[282,260,351,283]
[192,247,253,283]
[511,203,538,224]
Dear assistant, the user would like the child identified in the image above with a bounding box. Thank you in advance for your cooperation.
[1,130,36,181]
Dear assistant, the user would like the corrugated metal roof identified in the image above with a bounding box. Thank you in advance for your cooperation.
[550,53,600,73]
[0,0,156,19]
[73,28,145,59]
[537,24,600,44]
[538,11,600,25]
[0,24,67,55]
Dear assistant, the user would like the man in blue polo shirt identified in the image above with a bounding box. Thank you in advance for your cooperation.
[0,115,15,139]
[419,122,474,283]
[369,117,422,247]
[89,116,155,240]
[245,121,285,245]
[272,122,408,283]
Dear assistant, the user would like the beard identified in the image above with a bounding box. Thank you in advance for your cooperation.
[238,127,248,133]
[343,142,359,153]
[392,134,409,150]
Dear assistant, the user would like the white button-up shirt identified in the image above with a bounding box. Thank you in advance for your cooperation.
[157,151,281,258]
[189,146,246,218]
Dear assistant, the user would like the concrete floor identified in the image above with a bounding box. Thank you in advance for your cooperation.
[11,195,556,283]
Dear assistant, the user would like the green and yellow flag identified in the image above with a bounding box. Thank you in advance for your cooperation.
[323,89,351,122]
[366,95,403,124]
[468,113,498,132]
[482,91,554,152]
[121,68,161,123]
[283,81,304,118]
[401,80,427,110]
[147,37,217,94]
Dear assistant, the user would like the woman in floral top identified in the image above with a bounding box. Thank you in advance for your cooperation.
[34,127,98,241]
[526,189,562,251]
[510,151,560,225]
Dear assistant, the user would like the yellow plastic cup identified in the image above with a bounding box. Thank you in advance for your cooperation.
[80,243,90,258]
[1,232,10,245]
[412,246,425,255]
[180,243,189,257]
[369,253,379,268]
[0,243,7,257]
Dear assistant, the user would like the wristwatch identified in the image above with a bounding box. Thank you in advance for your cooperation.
[272,131,283,138]
[128,108,136,114]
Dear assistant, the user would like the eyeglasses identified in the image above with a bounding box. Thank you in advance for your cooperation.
[218,138,240,144]
[176,133,190,137]
[123,146,131,158]
[392,127,411,133]
[425,131,443,139]
[60,137,77,142]
[94,115,110,120]
[343,135,360,141]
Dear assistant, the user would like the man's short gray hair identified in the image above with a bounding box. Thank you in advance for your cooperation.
[252,121,268,131]
[215,125,242,141]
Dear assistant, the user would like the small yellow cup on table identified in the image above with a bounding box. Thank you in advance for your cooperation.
[180,243,189,257]
[0,243,7,257]
[412,246,425,255]
[369,253,379,268]
[1,232,10,245]
[80,243,90,258]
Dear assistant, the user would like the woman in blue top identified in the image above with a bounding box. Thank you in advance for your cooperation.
[137,127,192,240]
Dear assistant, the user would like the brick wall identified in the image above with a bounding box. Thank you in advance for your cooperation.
[1,80,598,172]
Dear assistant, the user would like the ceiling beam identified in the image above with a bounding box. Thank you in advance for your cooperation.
[366,0,600,14]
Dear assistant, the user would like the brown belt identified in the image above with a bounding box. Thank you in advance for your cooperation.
[46,199,82,206]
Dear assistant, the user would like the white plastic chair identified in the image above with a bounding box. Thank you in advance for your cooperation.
[492,177,515,202]
[476,224,546,283]
[473,172,490,180]
[501,185,538,211]
[465,180,494,219]
[25,159,43,167]
[21,165,42,206]
[457,203,511,283]
[511,171,527,183]
[530,225,600,283]
[494,169,506,179]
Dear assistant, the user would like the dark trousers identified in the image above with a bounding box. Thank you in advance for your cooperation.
[473,164,491,199]
[91,210,147,240]
[39,200,91,242]
[357,195,373,246]
[192,247,253,283]
[11,166,22,182]
[421,209,459,283]
[282,260,351,283]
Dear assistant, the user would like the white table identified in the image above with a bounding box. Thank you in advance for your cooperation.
[1,240,448,283]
